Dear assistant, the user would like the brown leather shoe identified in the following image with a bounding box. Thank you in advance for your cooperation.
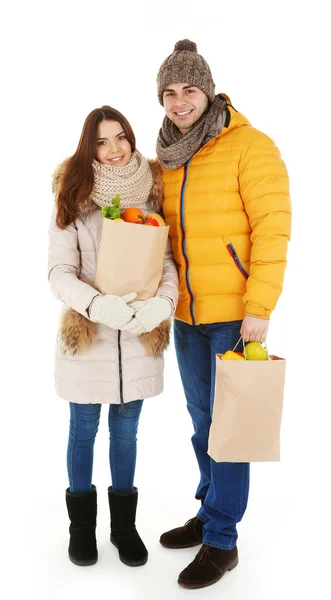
[178,544,238,589]
[159,517,204,549]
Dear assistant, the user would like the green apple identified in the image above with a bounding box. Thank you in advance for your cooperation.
[244,342,268,361]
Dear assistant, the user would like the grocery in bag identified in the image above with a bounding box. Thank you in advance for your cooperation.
[94,199,170,300]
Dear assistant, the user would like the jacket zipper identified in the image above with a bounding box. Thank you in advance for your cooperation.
[117,330,124,407]
[226,243,249,280]
[180,159,195,324]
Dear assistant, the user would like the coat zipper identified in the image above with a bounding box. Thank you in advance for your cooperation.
[226,243,249,280]
[180,159,195,324]
[117,330,124,407]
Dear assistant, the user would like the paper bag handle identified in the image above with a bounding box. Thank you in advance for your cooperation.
[233,336,245,352]
[232,336,268,354]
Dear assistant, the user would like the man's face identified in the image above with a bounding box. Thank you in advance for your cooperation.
[163,83,209,135]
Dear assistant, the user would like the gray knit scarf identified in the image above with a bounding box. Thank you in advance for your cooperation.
[156,95,227,170]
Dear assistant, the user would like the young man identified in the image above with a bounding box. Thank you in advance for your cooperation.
[156,39,291,590]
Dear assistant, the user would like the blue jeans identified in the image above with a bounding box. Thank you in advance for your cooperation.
[67,400,143,494]
[174,319,250,550]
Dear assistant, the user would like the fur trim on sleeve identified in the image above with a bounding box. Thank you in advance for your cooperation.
[59,306,171,357]
[59,307,98,355]
[139,319,171,357]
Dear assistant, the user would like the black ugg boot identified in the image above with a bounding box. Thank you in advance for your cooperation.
[108,486,148,567]
[65,485,98,566]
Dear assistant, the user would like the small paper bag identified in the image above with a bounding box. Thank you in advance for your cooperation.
[208,353,286,462]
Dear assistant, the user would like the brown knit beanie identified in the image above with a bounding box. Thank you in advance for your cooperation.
[157,39,215,106]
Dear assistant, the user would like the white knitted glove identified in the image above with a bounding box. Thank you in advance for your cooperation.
[89,292,137,330]
[121,296,173,334]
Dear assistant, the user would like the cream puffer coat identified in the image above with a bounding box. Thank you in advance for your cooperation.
[48,160,179,405]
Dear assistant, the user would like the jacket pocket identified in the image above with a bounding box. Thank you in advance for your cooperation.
[226,243,249,280]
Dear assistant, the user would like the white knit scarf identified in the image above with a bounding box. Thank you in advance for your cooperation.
[90,150,153,208]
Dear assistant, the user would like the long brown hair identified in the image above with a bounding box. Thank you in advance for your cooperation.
[56,106,136,228]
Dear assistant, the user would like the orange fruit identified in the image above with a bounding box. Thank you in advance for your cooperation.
[221,351,245,361]
[121,208,145,224]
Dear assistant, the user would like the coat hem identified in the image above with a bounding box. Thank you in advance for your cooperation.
[55,379,164,404]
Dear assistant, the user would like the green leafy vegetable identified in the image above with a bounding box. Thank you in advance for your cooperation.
[101,194,121,219]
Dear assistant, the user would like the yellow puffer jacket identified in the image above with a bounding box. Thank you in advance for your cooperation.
[162,98,291,325]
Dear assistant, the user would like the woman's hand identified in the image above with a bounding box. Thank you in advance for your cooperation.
[121,296,173,334]
[240,315,269,343]
[88,292,137,329]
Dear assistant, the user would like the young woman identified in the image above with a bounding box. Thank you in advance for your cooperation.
[48,106,178,568]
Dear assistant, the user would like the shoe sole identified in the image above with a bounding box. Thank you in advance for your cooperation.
[110,537,148,567]
[159,539,202,549]
[69,552,98,567]
[177,556,239,589]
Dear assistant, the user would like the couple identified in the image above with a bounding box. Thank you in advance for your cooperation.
[48,40,291,590]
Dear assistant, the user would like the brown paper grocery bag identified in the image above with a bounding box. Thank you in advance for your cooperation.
[208,353,286,462]
[94,219,170,300]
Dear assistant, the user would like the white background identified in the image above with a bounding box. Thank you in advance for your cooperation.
[1,0,330,598]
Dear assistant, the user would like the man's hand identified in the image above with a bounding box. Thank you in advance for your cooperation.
[240,315,269,343]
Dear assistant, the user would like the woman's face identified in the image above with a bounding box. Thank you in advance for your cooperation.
[95,120,132,167]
